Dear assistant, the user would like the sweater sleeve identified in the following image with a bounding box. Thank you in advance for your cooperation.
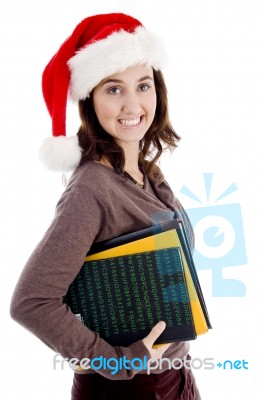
[10,183,150,380]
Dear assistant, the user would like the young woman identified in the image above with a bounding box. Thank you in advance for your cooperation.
[10,13,201,400]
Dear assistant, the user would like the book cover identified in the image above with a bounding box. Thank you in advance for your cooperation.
[64,219,211,346]
[86,228,210,336]
[64,245,196,346]
[88,219,212,331]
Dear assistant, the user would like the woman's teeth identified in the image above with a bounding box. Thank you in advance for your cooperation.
[119,117,141,127]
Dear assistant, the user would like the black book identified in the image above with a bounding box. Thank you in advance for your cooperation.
[63,219,211,346]
[89,218,211,330]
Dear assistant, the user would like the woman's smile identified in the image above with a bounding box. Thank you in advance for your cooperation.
[118,116,142,127]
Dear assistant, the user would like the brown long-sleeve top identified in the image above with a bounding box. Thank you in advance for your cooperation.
[10,161,194,380]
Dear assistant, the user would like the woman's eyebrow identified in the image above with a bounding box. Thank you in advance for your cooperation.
[138,75,154,82]
[101,75,154,86]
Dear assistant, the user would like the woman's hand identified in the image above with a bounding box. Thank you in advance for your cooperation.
[142,321,172,360]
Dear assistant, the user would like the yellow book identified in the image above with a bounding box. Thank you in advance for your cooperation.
[86,229,208,337]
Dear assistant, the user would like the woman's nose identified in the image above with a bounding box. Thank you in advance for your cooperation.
[122,92,142,115]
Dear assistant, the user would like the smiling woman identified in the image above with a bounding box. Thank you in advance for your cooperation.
[10,12,201,400]
[93,65,157,149]
[78,65,179,178]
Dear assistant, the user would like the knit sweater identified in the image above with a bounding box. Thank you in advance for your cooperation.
[10,161,194,380]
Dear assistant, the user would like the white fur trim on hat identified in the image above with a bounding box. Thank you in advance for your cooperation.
[67,26,167,101]
[39,135,82,172]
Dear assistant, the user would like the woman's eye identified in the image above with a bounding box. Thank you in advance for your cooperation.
[107,86,121,95]
[138,83,151,92]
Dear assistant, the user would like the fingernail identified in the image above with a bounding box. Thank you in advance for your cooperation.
[158,321,166,329]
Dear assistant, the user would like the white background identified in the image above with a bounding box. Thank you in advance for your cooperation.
[1,0,264,398]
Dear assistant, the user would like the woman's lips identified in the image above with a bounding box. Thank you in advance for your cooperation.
[118,116,142,127]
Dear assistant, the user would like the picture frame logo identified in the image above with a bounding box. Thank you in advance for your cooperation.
[180,173,247,297]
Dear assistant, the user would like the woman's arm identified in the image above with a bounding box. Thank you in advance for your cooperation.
[10,183,152,380]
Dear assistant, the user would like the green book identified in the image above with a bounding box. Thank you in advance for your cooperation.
[63,218,212,346]
[64,245,196,346]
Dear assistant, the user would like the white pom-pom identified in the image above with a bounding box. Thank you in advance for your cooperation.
[39,135,82,172]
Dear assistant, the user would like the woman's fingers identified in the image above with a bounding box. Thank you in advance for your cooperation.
[142,321,172,359]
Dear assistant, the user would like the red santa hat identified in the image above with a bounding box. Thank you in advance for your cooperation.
[39,13,167,172]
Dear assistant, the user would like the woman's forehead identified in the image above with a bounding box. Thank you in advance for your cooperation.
[100,65,154,85]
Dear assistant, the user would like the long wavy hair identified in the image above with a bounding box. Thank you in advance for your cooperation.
[77,69,181,175]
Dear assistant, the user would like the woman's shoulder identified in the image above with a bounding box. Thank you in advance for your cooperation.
[67,160,118,190]
[55,161,116,212]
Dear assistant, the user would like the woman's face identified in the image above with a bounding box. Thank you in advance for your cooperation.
[92,65,157,148]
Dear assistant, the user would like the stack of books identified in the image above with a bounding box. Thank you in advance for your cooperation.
[63,219,211,346]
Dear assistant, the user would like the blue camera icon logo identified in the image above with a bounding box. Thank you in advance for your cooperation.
[187,203,247,269]
[180,173,247,297]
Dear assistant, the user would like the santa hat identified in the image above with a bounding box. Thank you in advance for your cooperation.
[39,13,167,172]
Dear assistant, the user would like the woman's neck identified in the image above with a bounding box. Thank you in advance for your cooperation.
[122,143,144,183]
[97,141,144,182]
[121,141,141,171]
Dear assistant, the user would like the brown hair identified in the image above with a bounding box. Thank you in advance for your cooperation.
[77,69,181,175]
